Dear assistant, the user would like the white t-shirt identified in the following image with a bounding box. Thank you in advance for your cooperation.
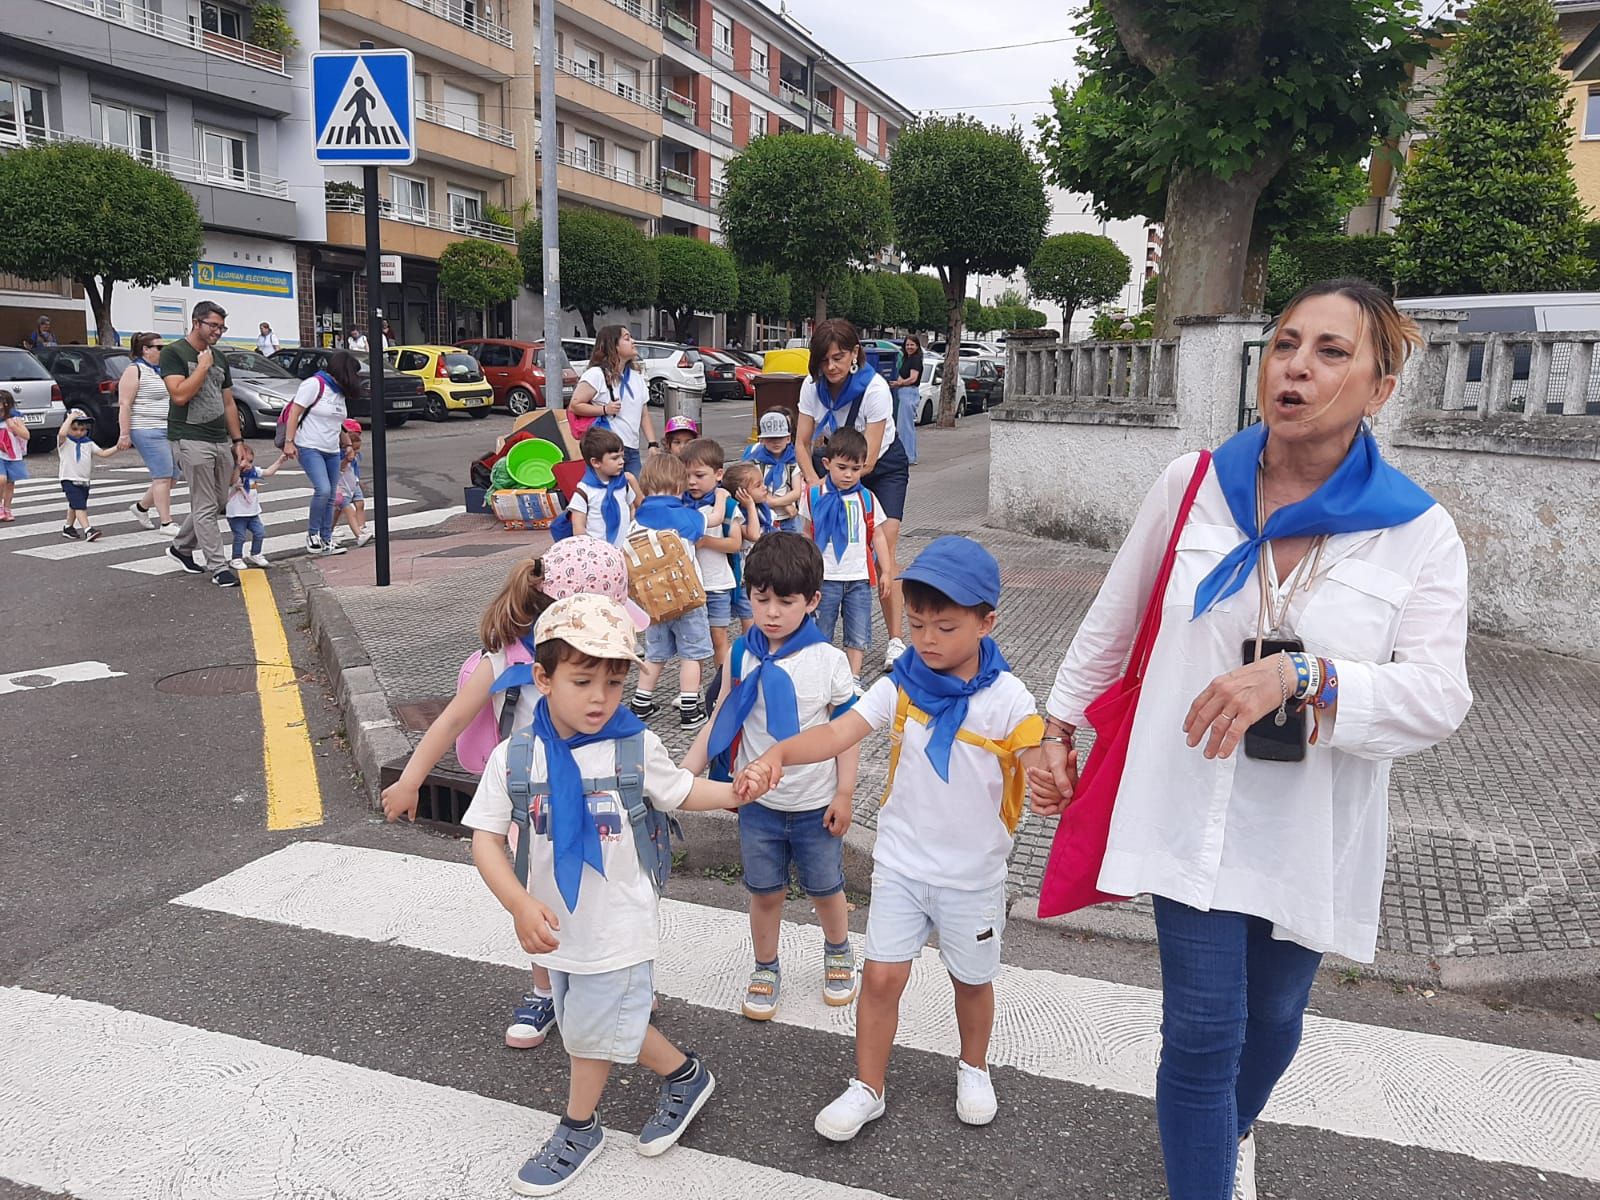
[57,437,96,484]
[855,672,1039,890]
[692,493,737,592]
[256,333,279,356]
[798,372,897,454]
[568,478,636,548]
[225,466,265,518]
[732,640,857,813]
[292,374,348,454]
[347,333,369,352]
[462,731,694,974]
[579,365,648,450]
[799,484,877,581]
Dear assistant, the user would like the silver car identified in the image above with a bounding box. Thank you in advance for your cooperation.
[221,350,302,439]
[2,346,65,452]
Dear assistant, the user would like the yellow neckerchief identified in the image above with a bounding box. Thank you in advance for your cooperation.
[882,688,1045,834]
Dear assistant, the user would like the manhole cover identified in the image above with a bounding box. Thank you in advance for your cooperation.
[395,697,451,732]
[423,543,515,559]
[155,664,267,696]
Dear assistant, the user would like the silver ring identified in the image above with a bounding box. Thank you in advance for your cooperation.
[1222,713,1238,723]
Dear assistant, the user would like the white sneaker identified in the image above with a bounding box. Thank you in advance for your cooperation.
[321,541,348,556]
[129,501,157,530]
[355,528,374,547]
[884,637,907,669]
[1232,1132,1257,1200]
[305,533,324,554]
[814,1079,885,1142]
[955,1061,997,1126]
[246,552,271,568]
[228,557,248,571]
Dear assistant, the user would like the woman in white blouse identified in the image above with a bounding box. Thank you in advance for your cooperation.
[569,325,655,477]
[1027,280,1471,1200]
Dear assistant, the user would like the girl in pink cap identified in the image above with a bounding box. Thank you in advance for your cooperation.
[382,537,649,1049]
[334,418,371,548]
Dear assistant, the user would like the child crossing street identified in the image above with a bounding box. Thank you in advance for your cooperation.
[56,408,116,542]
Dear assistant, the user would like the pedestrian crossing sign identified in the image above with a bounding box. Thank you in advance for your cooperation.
[312,49,415,165]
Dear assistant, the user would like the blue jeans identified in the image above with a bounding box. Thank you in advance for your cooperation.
[816,577,872,650]
[623,446,642,477]
[297,446,342,543]
[1152,896,1323,1200]
[738,802,845,898]
[229,514,265,557]
[892,383,918,463]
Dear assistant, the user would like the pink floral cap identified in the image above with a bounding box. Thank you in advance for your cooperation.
[537,537,650,630]
[664,414,699,436]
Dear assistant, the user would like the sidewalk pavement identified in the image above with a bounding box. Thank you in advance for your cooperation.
[299,415,1600,1001]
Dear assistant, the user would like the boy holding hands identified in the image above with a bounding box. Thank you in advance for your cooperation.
[629,453,714,729]
[738,537,1042,1140]
[566,426,638,548]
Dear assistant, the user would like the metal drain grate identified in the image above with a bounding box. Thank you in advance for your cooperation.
[395,697,450,733]
[155,664,267,696]
[379,759,473,833]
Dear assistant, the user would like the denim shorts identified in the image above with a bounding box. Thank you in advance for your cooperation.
[816,578,873,650]
[704,587,737,627]
[863,864,1007,985]
[60,481,90,510]
[643,605,713,662]
[730,588,753,621]
[550,960,655,1063]
[336,487,365,508]
[129,428,177,480]
[739,801,845,898]
[0,458,27,482]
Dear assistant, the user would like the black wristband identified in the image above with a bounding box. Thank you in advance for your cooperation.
[648,441,659,448]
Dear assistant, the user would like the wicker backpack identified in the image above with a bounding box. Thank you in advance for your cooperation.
[621,528,705,623]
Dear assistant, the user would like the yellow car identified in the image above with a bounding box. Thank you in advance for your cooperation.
[385,345,495,422]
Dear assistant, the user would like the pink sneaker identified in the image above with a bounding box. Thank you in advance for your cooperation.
[0,507,11,522]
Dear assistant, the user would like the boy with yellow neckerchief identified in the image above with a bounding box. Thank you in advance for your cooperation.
[737,535,1042,1142]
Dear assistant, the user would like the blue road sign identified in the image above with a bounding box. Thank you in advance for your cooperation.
[312,49,415,165]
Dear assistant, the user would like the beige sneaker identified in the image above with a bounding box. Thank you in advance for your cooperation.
[1233,1131,1257,1200]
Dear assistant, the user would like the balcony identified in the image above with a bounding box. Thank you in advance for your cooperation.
[558,0,662,58]
[660,167,695,196]
[322,0,515,80]
[417,103,517,176]
[599,0,660,28]
[418,102,514,147]
[535,50,662,136]
[812,98,833,123]
[555,147,660,192]
[39,0,286,73]
[664,8,697,42]
[538,146,662,219]
[399,0,511,46]
[780,81,807,111]
[325,193,516,262]
[661,88,696,122]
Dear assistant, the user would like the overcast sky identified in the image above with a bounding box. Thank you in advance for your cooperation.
[760,0,1084,130]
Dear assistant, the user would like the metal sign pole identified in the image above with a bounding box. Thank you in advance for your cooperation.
[539,0,564,391]
[362,158,390,587]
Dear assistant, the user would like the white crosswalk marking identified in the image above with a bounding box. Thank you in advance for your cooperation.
[0,488,314,544]
[6,481,153,518]
[0,986,898,1200]
[176,842,1600,1184]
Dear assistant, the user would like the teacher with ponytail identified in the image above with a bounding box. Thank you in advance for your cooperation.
[1027,280,1472,1200]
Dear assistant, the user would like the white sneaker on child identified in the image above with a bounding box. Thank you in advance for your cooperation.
[247,553,271,568]
[814,1079,885,1142]
[955,1060,997,1126]
[228,557,248,571]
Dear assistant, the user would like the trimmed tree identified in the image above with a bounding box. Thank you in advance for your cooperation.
[889,116,1049,425]
[1390,0,1589,296]
[438,238,521,311]
[878,273,920,331]
[518,209,658,336]
[846,272,884,331]
[0,143,202,346]
[721,132,892,322]
[734,261,791,335]
[654,235,738,341]
[1025,232,1132,338]
[908,272,948,335]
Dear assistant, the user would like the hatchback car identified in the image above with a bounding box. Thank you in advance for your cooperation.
[5,346,67,452]
[931,359,1001,417]
[270,347,423,427]
[33,345,131,447]
[384,345,494,421]
[456,338,578,414]
[561,337,706,406]
[219,350,309,438]
[700,349,753,402]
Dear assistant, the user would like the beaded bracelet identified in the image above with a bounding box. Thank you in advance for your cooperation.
[1289,652,1312,700]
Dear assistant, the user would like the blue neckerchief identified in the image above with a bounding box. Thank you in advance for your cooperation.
[584,465,627,543]
[1194,423,1435,619]
[814,365,874,438]
[889,638,1009,782]
[685,488,718,512]
[533,698,647,911]
[757,502,774,534]
[490,635,540,696]
[810,478,860,562]
[240,466,260,495]
[635,494,704,544]
[747,442,796,493]
[67,433,94,462]
[706,617,828,761]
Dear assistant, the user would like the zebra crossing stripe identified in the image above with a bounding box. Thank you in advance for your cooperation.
[0,488,309,545]
[5,481,155,518]
[174,841,1600,1183]
[0,986,898,1200]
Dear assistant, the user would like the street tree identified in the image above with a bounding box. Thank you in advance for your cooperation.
[654,235,738,341]
[1390,0,1589,295]
[721,132,892,322]
[1036,0,1428,335]
[878,273,920,331]
[438,238,521,311]
[890,116,1049,425]
[0,143,202,345]
[518,209,658,337]
[1025,232,1132,338]
[846,272,884,331]
[735,262,790,324]
[907,273,948,335]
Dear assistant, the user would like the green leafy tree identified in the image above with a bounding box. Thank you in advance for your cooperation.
[721,133,892,322]
[654,235,738,341]
[0,143,202,346]
[908,273,948,334]
[846,272,884,331]
[518,209,658,337]
[1142,275,1160,309]
[1390,0,1589,295]
[1265,233,1396,313]
[890,116,1048,424]
[438,239,521,310]
[877,273,920,330]
[1025,232,1132,338]
[964,297,986,332]
[1036,1,1428,335]
[734,262,791,323]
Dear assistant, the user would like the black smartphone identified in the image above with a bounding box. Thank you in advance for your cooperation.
[1240,638,1306,762]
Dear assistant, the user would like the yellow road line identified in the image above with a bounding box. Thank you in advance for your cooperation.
[240,570,324,830]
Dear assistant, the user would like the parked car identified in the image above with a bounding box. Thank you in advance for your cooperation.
[456,338,578,414]
[561,337,706,406]
[929,339,1003,360]
[707,348,761,397]
[700,349,753,401]
[219,350,314,438]
[33,345,131,447]
[383,345,494,422]
[270,347,423,427]
[5,346,66,453]
[929,359,1000,417]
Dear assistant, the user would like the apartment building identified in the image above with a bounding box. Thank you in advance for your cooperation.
[1,0,322,347]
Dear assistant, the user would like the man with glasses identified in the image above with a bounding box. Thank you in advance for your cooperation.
[161,300,245,588]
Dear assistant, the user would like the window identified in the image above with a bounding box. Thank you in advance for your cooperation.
[473,343,514,367]
[391,173,429,222]
[712,10,733,57]
[1587,88,1600,139]
[199,0,244,40]
[90,100,156,162]
[613,145,640,185]
[614,62,641,102]
[198,127,247,185]
[440,83,481,135]
[867,110,879,144]
[0,81,49,145]
[749,108,764,144]
[448,188,484,230]
[711,84,732,128]
[571,133,602,170]
[749,35,768,77]
[571,41,602,83]
[841,91,855,136]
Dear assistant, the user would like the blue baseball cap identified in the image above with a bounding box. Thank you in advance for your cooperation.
[898,536,1001,609]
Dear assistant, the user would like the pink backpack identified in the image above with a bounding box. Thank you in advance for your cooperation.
[454,637,536,773]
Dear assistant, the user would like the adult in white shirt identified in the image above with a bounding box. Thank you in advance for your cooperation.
[794,319,912,671]
[1026,280,1471,1200]
[282,348,357,556]
[347,329,369,352]
[568,325,655,476]
[255,323,279,356]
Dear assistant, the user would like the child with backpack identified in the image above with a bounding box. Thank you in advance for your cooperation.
[743,408,803,532]
[679,438,746,672]
[720,460,772,636]
[381,539,650,1052]
[798,426,893,687]
[56,408,117,542]
[463,593,746,1194]
[333,420,372,549]
[0,389,30,523]
[662,414,698,457]
[682,532,861,1021]
[737,536,1043,1142]
[562,426,638,548]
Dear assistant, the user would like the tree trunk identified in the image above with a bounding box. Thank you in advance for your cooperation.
[579,309,598,338]
[938,267,966,429]
[813,284,828,327]
[1240,220,1272,315]
[82,275,116,347]
[1061,303,1076,342]
[1155,164,1271,340]
[672,308,693,342]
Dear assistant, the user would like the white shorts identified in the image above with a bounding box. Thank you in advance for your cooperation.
[863,865,1007,985]
[549,960,655,1063]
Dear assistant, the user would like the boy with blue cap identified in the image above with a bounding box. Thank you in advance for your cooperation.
[738,535,1043,1141]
